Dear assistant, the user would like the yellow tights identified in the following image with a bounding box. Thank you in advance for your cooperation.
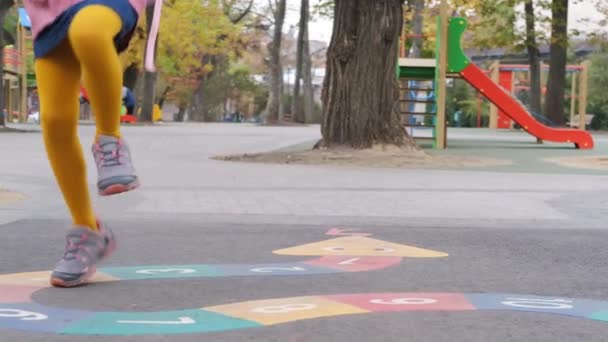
[35,6,124,231]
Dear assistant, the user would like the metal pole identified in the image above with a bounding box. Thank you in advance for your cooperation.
[477,94,482,128]
[435,0,449,149]
[19,24,27,123]
[488,61,499,129]
[578,61,590,130]
[569,71,577,128]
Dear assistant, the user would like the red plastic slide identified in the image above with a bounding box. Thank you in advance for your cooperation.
[459,63,594,149]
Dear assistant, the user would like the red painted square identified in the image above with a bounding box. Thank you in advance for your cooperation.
[0,285,38,303]
[304,256,402,272]
[326,293,475,312]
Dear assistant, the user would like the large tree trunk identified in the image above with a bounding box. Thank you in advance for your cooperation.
[292,0,311,123]
[0,13,5,127]
[175,105,186,122]
[408,0,424,57]
[189,86,204,121]
[190,55,213,122]
[544,0,568,125]
[157,85,171,109]
[265,0,286,123]
[123,63,139,90]
[123,63,139,115]
[302,25,314,123]
[140,4,157,122]
[321,0,407,148]
[524,0,541,115]
[0,1,15,127]
[291,1,304,123]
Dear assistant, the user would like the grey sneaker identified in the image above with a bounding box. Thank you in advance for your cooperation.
[92,135,140,196]
[50,222,117,288]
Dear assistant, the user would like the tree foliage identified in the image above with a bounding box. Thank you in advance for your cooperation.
[157,0,241,107]
[0,0,16,126]
[588,50,608,130]
[119,17,146,71]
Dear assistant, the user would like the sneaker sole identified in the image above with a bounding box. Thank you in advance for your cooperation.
[50,229,117,288]
[50,266,97,288]
[99,179,140,196]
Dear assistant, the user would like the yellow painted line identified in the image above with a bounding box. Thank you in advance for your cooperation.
[0,271,54,287]
[0,271,119,287]
[205,296,368,325]
[273,236,448,258]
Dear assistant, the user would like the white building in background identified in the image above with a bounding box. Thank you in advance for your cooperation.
[282,67,326,104]
[254,38,329,107]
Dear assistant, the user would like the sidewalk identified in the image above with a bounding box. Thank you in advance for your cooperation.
[1,123,608,341]
[1,124,607,228]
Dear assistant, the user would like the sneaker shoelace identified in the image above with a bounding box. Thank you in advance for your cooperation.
[64,233,98,263]
[95,141,123,168]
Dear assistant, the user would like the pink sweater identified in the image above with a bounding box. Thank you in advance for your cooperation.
[23,0,162,71]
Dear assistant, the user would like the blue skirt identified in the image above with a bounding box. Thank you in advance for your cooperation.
[34,0,139,58]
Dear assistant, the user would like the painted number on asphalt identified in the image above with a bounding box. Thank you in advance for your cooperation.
[135,269,196,275]
[501,298,573,309]
[0,309,48,321]
[249,267,306,273]
[373,248,396,253]
[338,258,361,265]
[370,298,438,305]
[252,304,317,314]
[117,317,196,325]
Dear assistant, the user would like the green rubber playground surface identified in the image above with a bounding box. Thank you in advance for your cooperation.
[418,129,608,175]
[272,127,608,175]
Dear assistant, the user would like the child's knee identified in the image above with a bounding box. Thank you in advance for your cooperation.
[41,112,78,139]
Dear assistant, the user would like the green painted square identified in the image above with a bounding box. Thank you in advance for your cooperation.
[99,265,221,280]
[590,311,608,322]
[61,309,261,335]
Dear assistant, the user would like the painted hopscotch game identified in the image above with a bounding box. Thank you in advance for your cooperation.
[0,228,607,335]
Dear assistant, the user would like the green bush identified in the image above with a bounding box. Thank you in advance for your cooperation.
[446,79,488,127]
[589,108,608,130]
[588,51,608,130]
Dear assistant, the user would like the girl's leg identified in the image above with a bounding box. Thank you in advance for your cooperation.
[68,5,123,138]
[68,5,139,196]
[35,40,97,231]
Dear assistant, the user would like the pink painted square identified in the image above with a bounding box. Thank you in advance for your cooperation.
[304,256,402,272]
[326,293,475,312]
[0,285,39,304]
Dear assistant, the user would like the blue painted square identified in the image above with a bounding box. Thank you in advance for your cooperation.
[465,293,608,319]
[215,262,337,277]
[99,265,221,280]
[590,311,608,322]
[0,303,94,333]
[61,309,260,335]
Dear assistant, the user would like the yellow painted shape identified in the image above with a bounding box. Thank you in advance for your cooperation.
[273,236,448,258]
[205,296,368,325]
[0,190,25,205]
[0,271,119,287]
